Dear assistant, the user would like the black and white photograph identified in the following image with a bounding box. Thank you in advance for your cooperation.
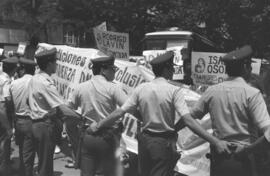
[0,0,270,176]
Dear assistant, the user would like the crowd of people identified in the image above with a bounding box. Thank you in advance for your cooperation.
[0,44,269,176]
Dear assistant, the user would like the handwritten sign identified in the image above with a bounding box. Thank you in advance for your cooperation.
[93,28,129,59]
[192,52,227,86]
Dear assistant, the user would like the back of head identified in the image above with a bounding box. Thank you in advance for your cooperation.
[91,56,115,75]
[221,45,253,77]
[2,56,19,74]
[19,57,36,75]
[35,48,57,71]
[150,51,174,78]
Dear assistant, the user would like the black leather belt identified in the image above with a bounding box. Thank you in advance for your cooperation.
[143,130,177,138]
[16,115,31,120]
[32,116,51,123]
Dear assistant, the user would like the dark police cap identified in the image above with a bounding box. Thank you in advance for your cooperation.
[150,51,174,66]
[221,45,253,62]
[19,57,36,65]
[35,48,57,60]
[1,56,19,64]
[91,56,115,67]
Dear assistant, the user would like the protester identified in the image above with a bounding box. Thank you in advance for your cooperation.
[189,45,270,176]
[89,51,231,176]
[0,56,18,175]
[10,57,36,176]
[68,55,128,176]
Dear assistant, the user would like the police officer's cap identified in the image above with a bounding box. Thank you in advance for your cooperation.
[19,57,37,65]
[150,51,174,66]
[35,48,57,60]
[92,56,115,67]
[1,56,19,64]
[221,45,253,63]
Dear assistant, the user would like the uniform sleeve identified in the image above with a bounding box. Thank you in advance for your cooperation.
[112,85,128,106]
[44,82,64,108]
[189,88,211,119]
[173,88,190,118]
[120,88,139,113]
[248,92,270,132]
[68,88,80,110]
[2,80,11,99]
[264,127,270,142]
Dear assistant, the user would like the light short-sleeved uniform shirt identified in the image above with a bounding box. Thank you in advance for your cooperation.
[190,77,270,145]
[0,72,11,102]
[10,74,32,117]
[121,77,190,133]
[28,71,64,120]
[68,75,127,122]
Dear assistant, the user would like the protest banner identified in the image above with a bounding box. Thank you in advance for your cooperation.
[192,52,227,86]
[0,48,3,72]
[36,43,107,100]
[143,49,184,80]
[37,43,210,176]
[17,42,27,55]
[96,22,107,31]
[93,28,129,59]
[251,58,262,75]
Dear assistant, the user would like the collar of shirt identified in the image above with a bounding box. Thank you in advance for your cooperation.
[153,77,168,83]
[21,74,32,79]
[38,71,54,84]
[94,75,107,82]
[0,72,10,80]
[226,77,246,84]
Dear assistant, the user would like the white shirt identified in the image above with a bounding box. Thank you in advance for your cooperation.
[69,75,127,122]
[28,71,64,119]
[10,74,33,116]
[121,77,190,133]
[190,77,270,144]
[0,72,11,102]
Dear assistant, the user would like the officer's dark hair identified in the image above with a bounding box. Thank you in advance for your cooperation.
[21,64,36,75]
[152,65,164,77]
[2,62,17,74]
[225,60,250,77]
[92,64,102,75]
[152,61,173,77]
[36,57,56,71]
[225,61,243,77]
[92,64,113,75]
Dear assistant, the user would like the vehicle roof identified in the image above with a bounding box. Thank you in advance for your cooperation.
[145,31,193,36]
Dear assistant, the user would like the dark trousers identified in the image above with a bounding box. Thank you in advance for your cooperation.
[210,147,256,176]
[137,131,179,176]
[0,106,11,176]
[0,128,11,176]
[15,116,35,176]
[80,133,117,176]
[32,120,56,176]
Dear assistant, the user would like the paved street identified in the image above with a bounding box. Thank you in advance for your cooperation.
[9,140,79,176]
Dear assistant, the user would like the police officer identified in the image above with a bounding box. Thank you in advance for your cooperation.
[189,45,270,176]
[28,48,66,176]
[10,57,36,176]
[91,51,231,176]
[68,55,127,176]
[0,56,18,175]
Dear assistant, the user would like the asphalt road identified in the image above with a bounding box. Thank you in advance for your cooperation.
[9,140,79,176]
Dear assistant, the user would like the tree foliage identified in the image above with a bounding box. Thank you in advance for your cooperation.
[1,0,270,56]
